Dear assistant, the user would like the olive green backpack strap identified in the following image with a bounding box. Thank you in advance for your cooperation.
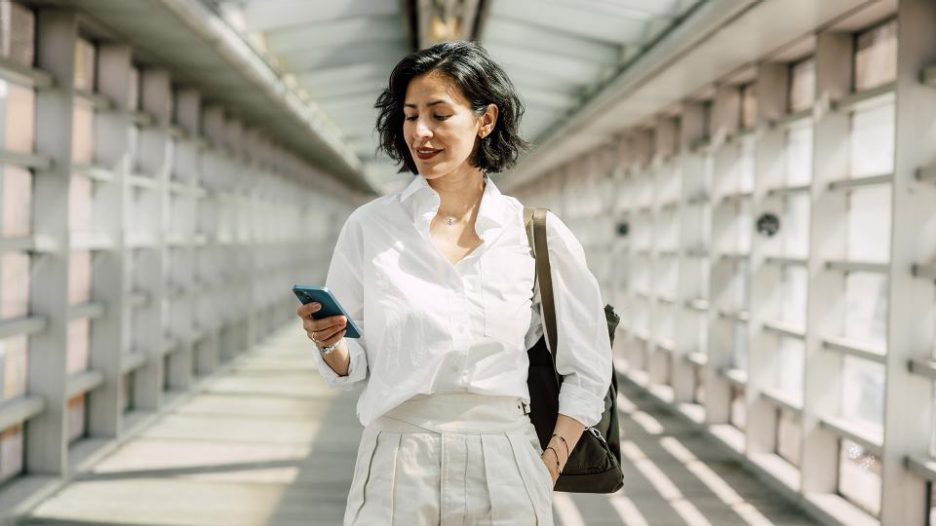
[523,207,559,381]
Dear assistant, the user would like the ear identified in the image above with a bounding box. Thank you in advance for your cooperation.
[478,103,499,138]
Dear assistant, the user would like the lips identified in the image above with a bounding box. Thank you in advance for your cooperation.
[415,147,442,160]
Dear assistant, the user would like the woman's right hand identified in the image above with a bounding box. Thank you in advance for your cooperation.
[296,302,347,350]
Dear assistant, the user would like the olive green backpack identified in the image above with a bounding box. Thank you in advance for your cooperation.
[523,207,624,493]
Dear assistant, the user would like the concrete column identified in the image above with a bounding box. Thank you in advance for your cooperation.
[879,0,936,522]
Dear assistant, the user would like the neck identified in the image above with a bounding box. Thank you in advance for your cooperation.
[426,168,486,220]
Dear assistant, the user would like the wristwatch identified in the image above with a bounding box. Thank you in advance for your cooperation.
[320,339,341,356]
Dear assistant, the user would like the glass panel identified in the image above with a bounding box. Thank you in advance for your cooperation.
[66,318,90,374]
[732,321,748,370]
[779,266,808,330]
[73,38,96,92]
[776,409,802,466]
[69,173,92,234]
[849,102,894,178]
[71,101,95,165]
[0,335,27,400]
[2,165,32,237]
[1,2,35,66]
[847,185,891,263]
[838,439,882,516]
[783,193,810,259]
[67,393,86,443]
[854,20,897,91]
[1,252,29,319]
[775,336,804,404]
[68,250,91,305]
[0,424,24,484]
[843,272,888,347]
[841,355,885,429]
[2,82,36,153]
[789,58,816,113]
[730,386,746,429]
[694,365,705,404]
[784,122,813,186]
[741,83,757,130]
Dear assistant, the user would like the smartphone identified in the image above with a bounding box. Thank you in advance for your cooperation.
[292,285,362,338]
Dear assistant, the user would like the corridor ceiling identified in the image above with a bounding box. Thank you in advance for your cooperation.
[213,0,704,194]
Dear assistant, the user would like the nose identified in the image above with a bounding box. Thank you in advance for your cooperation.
[413,116,432,141]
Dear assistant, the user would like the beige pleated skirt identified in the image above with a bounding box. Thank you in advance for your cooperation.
[343,392,555,525]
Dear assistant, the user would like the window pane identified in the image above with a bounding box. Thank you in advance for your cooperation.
[785,122,813,186]
[854,21,897,91]
[0,424,24,484]
[67,394,86,443]
[779,266,808,330]
[776,409,802,466]
[841,355,885,429]
[1,253,29,319]
[847,185,891,263]
[1,2,35,66]
[2,81,36,153]
[849,102,894,178]
[2,165,32,237]
[789,58,816,113]
[73,38,95,92]
[68,250,91,305]
[774,336,804,404]
[732,321,747,370]
[741,83,757,130]
[783,193,810,258]
[66,318,90,374]
[69,173,92,234]
[844,272,888,346]
[0,335,27,400]
[838,439,882,516]
[71,101,95,165]
[730,386,746,429]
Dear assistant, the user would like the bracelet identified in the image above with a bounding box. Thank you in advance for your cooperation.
[550,433,570,460]
[543,446,562,474]
[320,339,341,356]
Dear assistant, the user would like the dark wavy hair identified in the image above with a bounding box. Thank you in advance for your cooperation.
[375,40,530,175]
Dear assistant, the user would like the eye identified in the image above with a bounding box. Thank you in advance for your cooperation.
[435,115,451,121]
[404,115,417,121]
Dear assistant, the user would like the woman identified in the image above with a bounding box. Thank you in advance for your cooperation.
[296,41,612,525]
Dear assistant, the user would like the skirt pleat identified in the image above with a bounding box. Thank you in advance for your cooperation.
[343,393,554,525]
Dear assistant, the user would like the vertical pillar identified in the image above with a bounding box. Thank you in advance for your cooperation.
[801,31,852,495]
[674,102,707,404]
[747,62,788,457]
[87,43,132,437]
[879,0,936,522]
[28,8,77,476]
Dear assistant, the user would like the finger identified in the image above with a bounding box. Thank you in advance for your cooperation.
[309,314,347,332]
[296,302,321,318]
[321,328,348,347]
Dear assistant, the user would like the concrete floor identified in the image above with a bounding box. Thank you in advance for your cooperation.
[18,326,818,525]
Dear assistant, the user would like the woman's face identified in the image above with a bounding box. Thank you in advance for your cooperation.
[403,72,496,180]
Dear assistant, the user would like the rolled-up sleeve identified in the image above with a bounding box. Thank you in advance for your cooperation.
[309,210,368,390]
[543,210,613,428]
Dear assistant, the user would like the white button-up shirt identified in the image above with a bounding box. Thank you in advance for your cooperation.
[311,173,612,429]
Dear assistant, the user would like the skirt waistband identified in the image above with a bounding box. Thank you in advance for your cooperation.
[372,392,531,435]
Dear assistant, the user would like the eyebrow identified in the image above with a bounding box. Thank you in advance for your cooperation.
[403,100,449,109]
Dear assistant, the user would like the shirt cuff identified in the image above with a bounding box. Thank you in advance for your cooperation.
[310,337,368,390]
[558,381,606,428]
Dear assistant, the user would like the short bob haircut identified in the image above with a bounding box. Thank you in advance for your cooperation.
[375,40,529,175]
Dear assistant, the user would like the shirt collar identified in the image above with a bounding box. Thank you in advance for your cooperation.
[398,173,508,243]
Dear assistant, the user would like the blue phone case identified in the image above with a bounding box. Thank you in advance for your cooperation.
[292,285,362,338]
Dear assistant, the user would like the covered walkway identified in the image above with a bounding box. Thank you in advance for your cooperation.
[17,325,815,525]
